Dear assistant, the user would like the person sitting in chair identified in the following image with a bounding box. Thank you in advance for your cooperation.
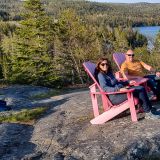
[95,57,160,120]
[121,49,160,100]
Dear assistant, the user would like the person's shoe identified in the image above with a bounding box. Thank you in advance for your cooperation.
[145,111,160,120]
[151,107,160,115]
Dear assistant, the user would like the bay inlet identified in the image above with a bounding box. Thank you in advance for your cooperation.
[134,26,160,50]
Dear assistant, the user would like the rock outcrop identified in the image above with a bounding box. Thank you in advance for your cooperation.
[0,85,160,160]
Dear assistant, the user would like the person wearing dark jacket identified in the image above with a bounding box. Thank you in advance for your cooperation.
[95,57,160,120]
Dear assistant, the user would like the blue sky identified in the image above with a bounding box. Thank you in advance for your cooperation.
[88,0,160,3]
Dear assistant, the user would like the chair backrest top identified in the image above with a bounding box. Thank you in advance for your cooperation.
[83,61,102,90]
[83,61,96,82]
[113,53,126,69]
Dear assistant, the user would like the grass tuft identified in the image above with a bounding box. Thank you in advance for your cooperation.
[0,107,47,124]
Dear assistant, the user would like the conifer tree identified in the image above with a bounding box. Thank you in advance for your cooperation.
[0,22,17,79]
[113,27,129,52]
[7,0,57,86]
[57,9,101,84]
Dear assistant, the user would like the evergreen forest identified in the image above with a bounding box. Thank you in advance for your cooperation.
[0,0,160,87]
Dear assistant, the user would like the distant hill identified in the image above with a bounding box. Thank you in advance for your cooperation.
[44,0,160,27]
[0,0,160,27]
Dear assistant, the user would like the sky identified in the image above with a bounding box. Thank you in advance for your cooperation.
[88,0,160,3]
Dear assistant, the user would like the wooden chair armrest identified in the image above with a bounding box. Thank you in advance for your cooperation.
[90,89,135,95]
[106,89,135,94]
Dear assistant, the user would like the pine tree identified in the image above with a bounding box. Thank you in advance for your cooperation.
[114,27,129,52]
[0,22,17,79]
[7,0,57,86]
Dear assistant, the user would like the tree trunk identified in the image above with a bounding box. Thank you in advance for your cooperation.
[70,52,84,84]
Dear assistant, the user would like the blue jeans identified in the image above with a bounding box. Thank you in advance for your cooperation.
[109,86,152,113]
[144,75,160,97]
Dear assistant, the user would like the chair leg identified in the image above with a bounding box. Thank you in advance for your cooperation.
[127,92,138,122]
[101,94,111,111]
[91,93,99,117]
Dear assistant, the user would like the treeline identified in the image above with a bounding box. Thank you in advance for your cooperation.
[1,0,160,27]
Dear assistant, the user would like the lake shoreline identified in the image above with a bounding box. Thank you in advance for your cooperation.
[133,26,160,49]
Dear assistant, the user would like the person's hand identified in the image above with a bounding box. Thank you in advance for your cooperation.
[129,80,136,85]
[156,71,160,77]
[119,87,128,91]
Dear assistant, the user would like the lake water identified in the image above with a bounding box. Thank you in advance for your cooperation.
[134,26,160,49]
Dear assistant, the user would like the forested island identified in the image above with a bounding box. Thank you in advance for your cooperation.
[0,0,160,87]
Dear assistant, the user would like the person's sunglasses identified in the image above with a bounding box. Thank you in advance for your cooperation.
[126,54,134,57]
[100,63,109,67]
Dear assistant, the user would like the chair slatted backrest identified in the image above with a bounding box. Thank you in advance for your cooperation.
[83,61,112,110]
[113,53,126,70]
[83,61,102,91]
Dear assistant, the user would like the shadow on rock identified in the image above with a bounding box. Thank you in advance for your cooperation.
[0,123,39,160]
[39,98,69,119]
[0,86,69,159]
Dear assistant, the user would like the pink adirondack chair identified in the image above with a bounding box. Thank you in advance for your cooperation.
[83,61,139,124]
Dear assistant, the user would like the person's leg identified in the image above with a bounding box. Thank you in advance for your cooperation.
[109,86,160,119]
[131,86,152,112]
[109,94,127,105]
[131,85,160,119]
[144,75,158,97]
[145,75,156,79]
[145,75,157,94]
[156,79,160,98]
